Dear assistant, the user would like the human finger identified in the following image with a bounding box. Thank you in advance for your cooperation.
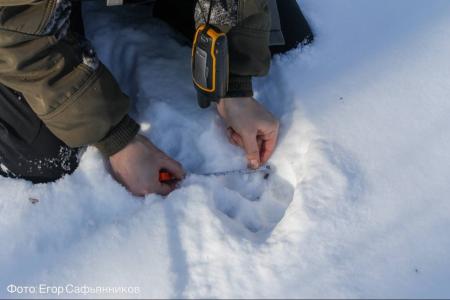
[260,129,279,164]
[241,132,260,169]
[162,158,185,180]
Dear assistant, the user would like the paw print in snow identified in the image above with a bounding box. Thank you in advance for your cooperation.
[211,165,295,236]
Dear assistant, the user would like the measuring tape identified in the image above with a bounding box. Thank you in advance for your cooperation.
[159,165,272,183]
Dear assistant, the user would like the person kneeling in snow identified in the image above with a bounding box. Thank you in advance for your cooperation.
[0,0,312,196]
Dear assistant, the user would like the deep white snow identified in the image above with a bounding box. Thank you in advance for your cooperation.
[1,0,450,298]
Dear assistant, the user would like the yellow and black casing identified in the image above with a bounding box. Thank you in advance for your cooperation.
[192,24,229,108]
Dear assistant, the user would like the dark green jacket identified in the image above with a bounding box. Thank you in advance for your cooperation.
[0,0,271,156]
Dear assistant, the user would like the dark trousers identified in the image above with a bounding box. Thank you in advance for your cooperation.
[0,0,312,183]
[0,86,80,183]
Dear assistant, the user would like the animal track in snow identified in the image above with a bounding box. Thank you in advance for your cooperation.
[209,165,296,237]
[204,116,364,241]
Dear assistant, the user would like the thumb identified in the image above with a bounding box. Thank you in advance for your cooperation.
[242,133,260,169]
[162,158,185,180]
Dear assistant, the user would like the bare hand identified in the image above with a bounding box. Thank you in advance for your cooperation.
[109,134,185,196]
[217,97,279,169]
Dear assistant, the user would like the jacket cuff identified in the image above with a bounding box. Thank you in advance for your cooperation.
[94,115,140,157]
[225,74,254,98]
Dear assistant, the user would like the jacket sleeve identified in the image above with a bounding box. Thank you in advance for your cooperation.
[195,0,271,97]
[0,0,139,156]
[0,0,41,5]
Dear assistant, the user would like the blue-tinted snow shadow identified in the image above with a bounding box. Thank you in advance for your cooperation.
[263,0,450,118]
[163,202,189,298]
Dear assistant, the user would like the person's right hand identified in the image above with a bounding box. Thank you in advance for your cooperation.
[109,134,185,196]
[217,97,279,169]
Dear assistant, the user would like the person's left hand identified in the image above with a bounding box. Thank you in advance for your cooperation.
[217,97,279,169]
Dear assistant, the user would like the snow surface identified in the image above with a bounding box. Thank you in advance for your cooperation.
[1,0,450,298]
